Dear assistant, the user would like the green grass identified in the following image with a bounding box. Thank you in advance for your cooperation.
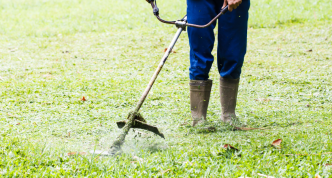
[0,0,332,177]
[1,0,331,38]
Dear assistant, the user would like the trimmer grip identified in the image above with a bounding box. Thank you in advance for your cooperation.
[221,5,229,14]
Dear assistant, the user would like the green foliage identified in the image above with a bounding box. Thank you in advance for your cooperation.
[0,0,331,177]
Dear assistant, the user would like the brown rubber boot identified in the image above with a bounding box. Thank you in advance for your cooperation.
[190,80,212,126]
[219,77,240,125]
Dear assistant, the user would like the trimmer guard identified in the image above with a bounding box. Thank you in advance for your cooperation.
[116,120,165,139]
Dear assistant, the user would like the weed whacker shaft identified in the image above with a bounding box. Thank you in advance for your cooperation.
[135,24,184,111]
[109,19,186,155]
[109,1,229,155]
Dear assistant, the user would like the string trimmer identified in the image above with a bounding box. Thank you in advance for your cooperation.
[108,0,229,155]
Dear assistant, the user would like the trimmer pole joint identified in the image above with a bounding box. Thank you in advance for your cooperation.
[175,20,187,31]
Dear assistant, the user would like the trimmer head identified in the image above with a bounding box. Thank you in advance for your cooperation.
[116,119,165,139]
[109,111,165,156]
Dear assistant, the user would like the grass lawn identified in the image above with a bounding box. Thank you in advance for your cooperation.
[0,0,332,177]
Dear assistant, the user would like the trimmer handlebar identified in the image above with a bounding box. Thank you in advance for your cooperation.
[146,0,228,28]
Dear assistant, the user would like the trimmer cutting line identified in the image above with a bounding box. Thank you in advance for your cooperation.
[107,0,229,155]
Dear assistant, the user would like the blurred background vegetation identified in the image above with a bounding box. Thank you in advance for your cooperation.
[0,0,331,38]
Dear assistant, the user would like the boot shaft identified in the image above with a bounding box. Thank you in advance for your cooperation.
[219,77,240,122]
[190,80,212,126]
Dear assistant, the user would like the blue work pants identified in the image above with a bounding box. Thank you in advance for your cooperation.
[187,0,250,80]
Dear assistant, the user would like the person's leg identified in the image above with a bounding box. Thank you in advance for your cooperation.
[187,0,217,126]
[187,0,217,80]
[217,0,250,124]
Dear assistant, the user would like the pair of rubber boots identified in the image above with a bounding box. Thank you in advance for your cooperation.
[190,77,240,127]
